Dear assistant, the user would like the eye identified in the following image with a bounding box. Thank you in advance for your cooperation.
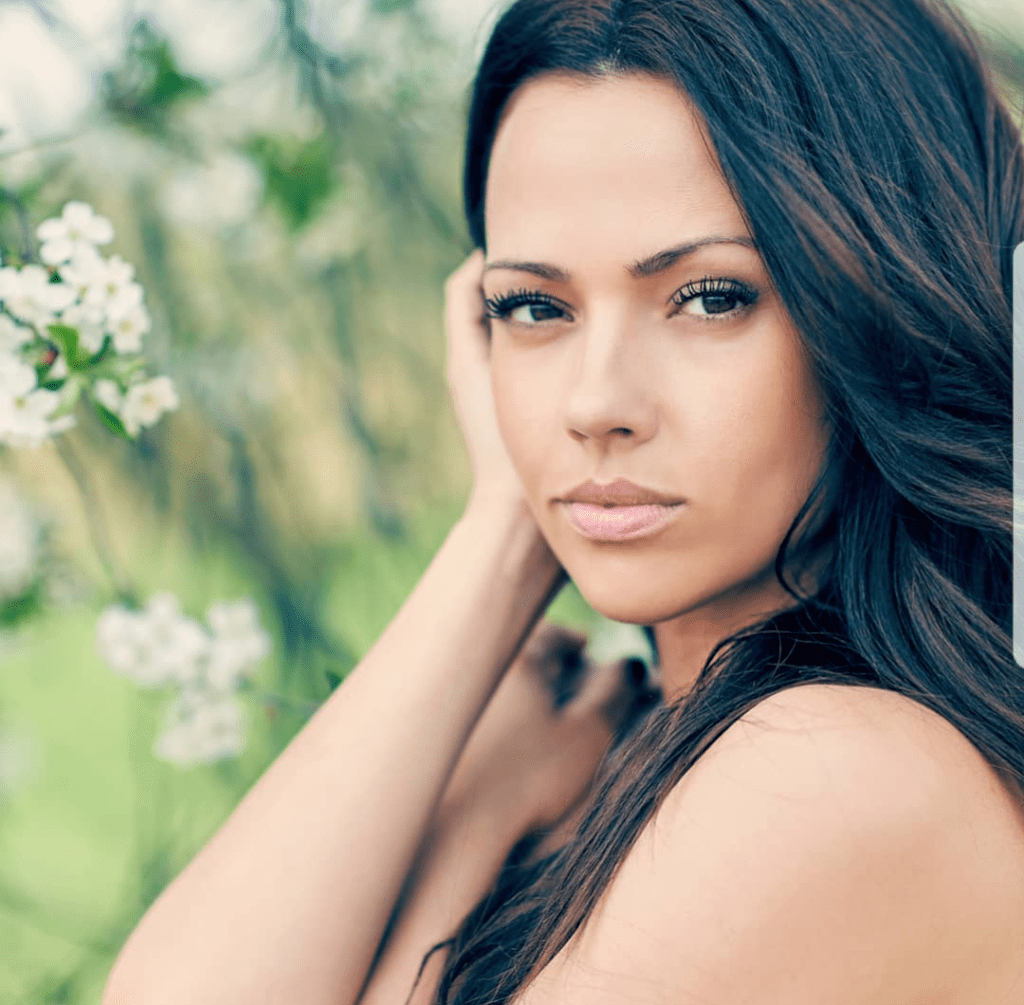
[484,288,568,327]
[670,276,759,321]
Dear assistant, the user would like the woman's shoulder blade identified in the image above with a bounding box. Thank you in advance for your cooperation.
[517,681,1024,1005]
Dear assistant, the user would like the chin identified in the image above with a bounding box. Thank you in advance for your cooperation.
[563,545,794,629]
[570,575,695,626]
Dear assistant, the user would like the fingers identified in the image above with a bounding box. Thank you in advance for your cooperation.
[520,621,589,708]
[571,649,659,735]
[444,248,486,291]
[520,619,655,726]
[570,653,628,721]
[444,249,489,384]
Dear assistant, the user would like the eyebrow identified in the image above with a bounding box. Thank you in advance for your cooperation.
[483,236,758,282]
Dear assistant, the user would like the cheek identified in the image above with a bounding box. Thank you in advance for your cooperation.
[491,348,556,487]
[663,339,829,538]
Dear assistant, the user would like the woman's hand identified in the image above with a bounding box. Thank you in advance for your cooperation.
[445,249,529,512]
[442,620,658,844]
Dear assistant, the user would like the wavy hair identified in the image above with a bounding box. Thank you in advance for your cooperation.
[418,0,1024,1000]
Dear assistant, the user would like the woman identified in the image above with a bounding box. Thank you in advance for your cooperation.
[101,0,1024,1003]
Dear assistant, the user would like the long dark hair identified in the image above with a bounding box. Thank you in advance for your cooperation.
[422,0,1024,1000]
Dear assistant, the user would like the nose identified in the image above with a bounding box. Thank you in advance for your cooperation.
[563,321,657,448]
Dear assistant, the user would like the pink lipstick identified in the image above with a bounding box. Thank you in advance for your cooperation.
[558,478,685,542]
[563,502,682,541]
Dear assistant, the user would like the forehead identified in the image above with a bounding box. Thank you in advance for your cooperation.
[484,73,748,253]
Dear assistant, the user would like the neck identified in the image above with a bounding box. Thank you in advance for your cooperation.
[653,546,833,702]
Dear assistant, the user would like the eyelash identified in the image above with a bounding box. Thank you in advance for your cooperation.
[484,288,563,323]
[670,276,759,317]
[483,276,759,326]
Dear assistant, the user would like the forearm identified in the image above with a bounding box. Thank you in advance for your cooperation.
[355,782,597,1005]
[102,500,562,1005]
[355,788,526,1005]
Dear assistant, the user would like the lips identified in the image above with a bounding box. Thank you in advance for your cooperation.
[558,478,685,542]
[560,477,685,507]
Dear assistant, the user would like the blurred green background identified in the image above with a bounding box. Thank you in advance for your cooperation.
[0,0,1019,1000]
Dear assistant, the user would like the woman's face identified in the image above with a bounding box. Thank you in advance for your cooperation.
[482,73,831,651]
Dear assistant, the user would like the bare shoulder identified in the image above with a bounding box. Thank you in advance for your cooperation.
[724,682,1024,829]
[669,683,1024,887]
[519,683,1024,1005]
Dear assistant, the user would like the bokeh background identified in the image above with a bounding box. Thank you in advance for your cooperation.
[0,0,1020,1000]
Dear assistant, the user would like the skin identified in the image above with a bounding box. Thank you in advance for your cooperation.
[475,73,1024,1003]
[100,68,1024,1005]
[483,72,835,702]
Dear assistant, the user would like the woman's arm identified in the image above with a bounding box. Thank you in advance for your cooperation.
[101,497,563,1005]
[354,623,641,1005]
[354,777,529,1005]
[355,784,602,1005]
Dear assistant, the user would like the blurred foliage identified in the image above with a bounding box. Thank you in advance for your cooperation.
[0,1,479,999]
[989,32,1024,95]
[101,19,211,132]
[244,132,338,228]
[0,0,1019,1002]
[0,582,43,627]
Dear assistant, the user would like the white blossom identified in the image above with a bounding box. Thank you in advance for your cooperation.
[0,353,39,398]
[37,201,115,266]
[60,302,107,354]
[57,244,105,297]
[0,314,31,353]
[152,685,246,767]
[0,354,67,448]
[91,378,122,413]
[0,354,38,397]
[0,265,75,330]
[84,255,143,316]
[120,375,179,435]
[137,592,210,686]
[96,605,151,679]
[97,593,210,688]
[98,591,270,766]
[205,598,271,690]
[0,204,174,447]
[107,302,151,354]
[0,476,40,600]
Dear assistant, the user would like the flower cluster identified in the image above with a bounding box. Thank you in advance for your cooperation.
[0,201,179,447]
[96,592,272,767]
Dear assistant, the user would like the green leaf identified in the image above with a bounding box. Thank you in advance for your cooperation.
[0,584,43,628]
[87,335,113,366]
[244,133,338,230]
[101,19,212,134]
[93,400,132,440]
[51,375,84,418]
[44,323,93,370]
[325,670,344,693]
[88,352,144,386]
[47,324,81,367]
